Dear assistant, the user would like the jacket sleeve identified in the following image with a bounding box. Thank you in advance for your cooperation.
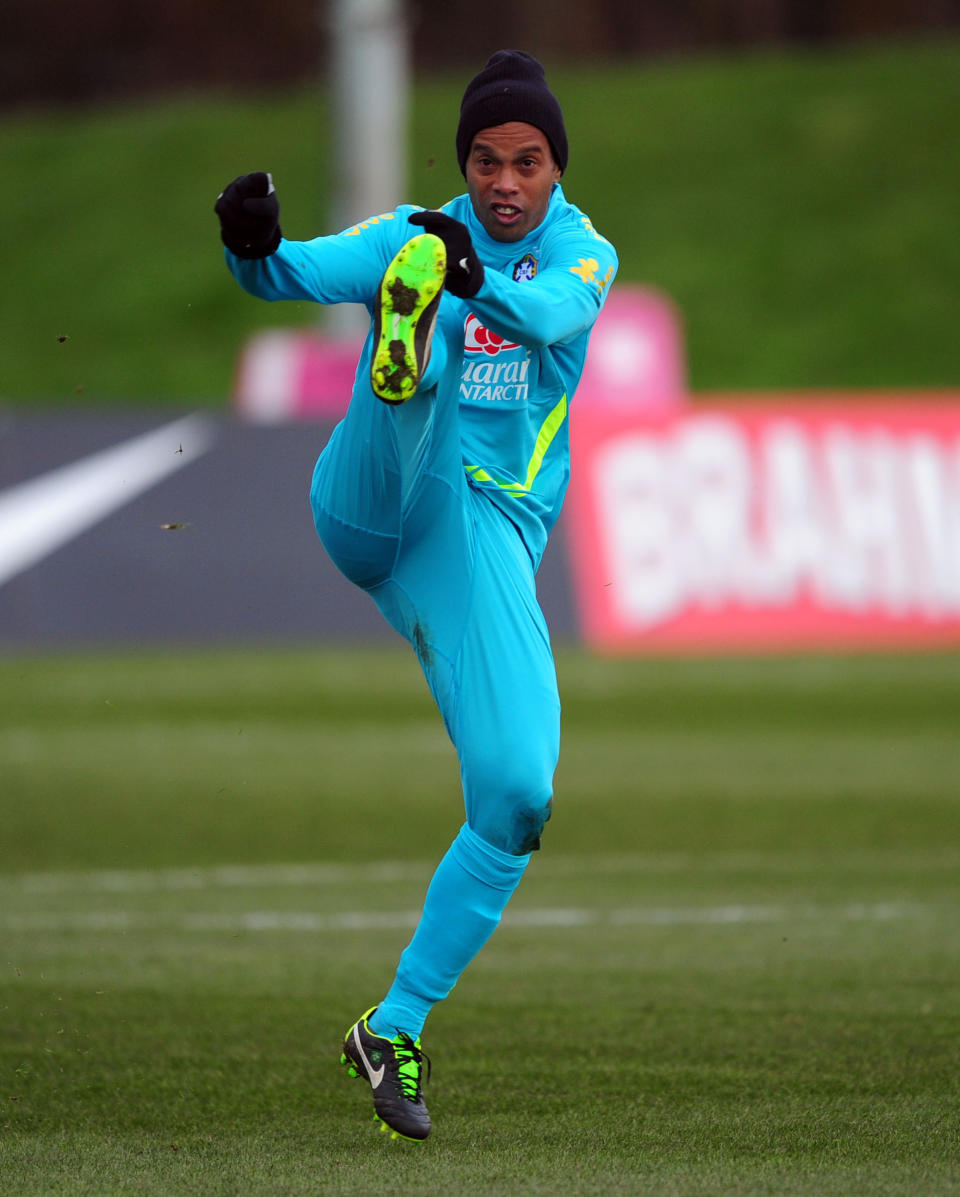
[467,229,619,349]
[224,209,416,307]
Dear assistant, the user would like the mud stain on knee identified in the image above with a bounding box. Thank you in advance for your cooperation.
[513,798,553,854]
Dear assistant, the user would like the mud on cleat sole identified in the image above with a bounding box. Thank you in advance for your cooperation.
[370,233,446,404]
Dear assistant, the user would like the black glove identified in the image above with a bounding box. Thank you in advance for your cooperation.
[408,210,484,298]
[215,172,282,259]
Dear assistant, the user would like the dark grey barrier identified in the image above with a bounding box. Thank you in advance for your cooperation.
[0,409,577,650]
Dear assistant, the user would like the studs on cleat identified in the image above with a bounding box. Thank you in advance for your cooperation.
[374,1114,418,1143]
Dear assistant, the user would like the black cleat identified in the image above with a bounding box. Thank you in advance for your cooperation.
[341,1007,432,1141]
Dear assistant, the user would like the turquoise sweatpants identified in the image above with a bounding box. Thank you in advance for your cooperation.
[309,309,560,1035]
[309,310,560,856]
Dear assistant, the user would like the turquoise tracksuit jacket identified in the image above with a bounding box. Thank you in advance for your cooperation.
[226,182,618,570]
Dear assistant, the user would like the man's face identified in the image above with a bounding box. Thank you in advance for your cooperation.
[465,122,561,243]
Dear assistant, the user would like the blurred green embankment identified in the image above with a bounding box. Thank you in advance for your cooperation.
[1,38,957,404]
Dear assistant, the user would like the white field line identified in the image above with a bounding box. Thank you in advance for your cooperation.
[4,850,958,896]
[0,859,941,937]
[1,902,924,934]
[0,860,430,895]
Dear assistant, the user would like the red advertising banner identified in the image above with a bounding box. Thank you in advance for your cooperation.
[566,396,960,652]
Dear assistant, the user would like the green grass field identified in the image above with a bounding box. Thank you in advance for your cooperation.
[2,37,958,403]
[2,646,958,1194]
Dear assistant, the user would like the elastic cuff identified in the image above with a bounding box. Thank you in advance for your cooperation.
[452,822,531,889]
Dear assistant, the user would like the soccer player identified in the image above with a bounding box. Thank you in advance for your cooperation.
[215,49,618,1141]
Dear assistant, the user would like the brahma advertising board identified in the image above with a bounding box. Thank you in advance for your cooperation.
[566,397,960,652]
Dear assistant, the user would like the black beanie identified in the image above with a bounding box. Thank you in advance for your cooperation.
[456,50,568,176]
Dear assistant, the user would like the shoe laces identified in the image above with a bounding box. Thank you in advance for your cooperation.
[393,1032,431,1102]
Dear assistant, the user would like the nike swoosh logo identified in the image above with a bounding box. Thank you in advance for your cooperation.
[0,415,215,590]
[352,1028,385,1089]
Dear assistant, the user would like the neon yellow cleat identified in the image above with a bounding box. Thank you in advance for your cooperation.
[370,233,446,404]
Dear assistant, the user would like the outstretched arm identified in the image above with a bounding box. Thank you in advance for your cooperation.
[215,172,406,308]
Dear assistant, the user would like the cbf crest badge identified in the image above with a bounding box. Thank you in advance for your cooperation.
[513,254,538,282]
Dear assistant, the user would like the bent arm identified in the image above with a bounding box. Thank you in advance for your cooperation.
[468,246,617,349]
